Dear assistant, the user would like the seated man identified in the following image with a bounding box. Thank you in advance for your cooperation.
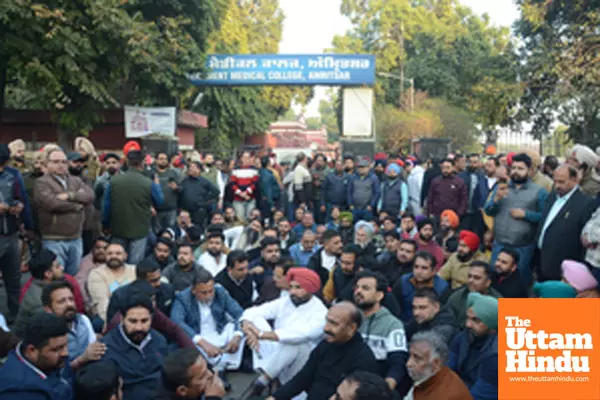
[163,243,207,293]
[255,256,293,305]
[438,230,488,290]
[248,237,282,290]
[353,270,411,396]
[491,248,527,298]
[406,331,472,400]
[102,295,168,399]
[448,293,498,400]
[142,237,177,271]
[289,230,318,267]
[197,230,228,277]
[331,371,395,400]
[76,235,110,305]
[107,258,175,323]
[155,348,226,400]
[74,361,121,400]
[41,280,105,369]
[87,242,136,322]
[392,251,449,322]
[0,313,72,400]
[15,249,70,337]
[307,229,343,285]
[266,302,379,400]
[445,262,503,328]
[241,267,328,396]
[405,288,458,343]
[216,250,257,309]
[170,269,245,377]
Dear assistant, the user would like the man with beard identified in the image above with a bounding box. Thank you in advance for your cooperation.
[74,361,123,400]
[377,163,409,219]
[15,248,85,337]
[405,331,471,400]
[241,267,327,396]
[307,229,343,285]
[438,230,488,290]
[448,293,498,400]
[36,148,94,275]
[215,250,257,309]
[323,159,349,214]
[378,238,417,285]
[143,237,176,271]
[435,209,459,252]
[248,237,282,291]
[353,270,411,395]
[485,153,547,287]
[311,153,329,224]
[289,230,317,267]
[170,269,244,389]
[400,213,418,239]
[354,220,377,262]
[151,151,181,233]
[484,157,499,191]
[277,217,296,253]
[567,143,600,197]
[178,161,220,231]
[376,229,400,265]
[198,230,228,277]
[88,242,136,322]
[0,313,72,400]
[425,159,467,222]
[405,289,458,343]
[266,302,379,400]
[102,295,168,399]
[8,139,30,174]
[491,248,527,298]
[202,153,225,208]
[77,236,110,306]
[393,251,449,323]
[292,210,317,237]
[414,218,444,270]
[444,262,502,328]
[42,280,106,369]
[457,154,487,237]
[163,243,206,293]
[343,153,355,175]
[94,153,121,212]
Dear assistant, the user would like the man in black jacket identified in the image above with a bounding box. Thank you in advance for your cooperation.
[536,164,597,281]
[153,348,225,400]
[215,250,256,309]
[267,302,379,400]
[307,229,343,285]
[178,161,220,229]
[491,248,527,298]
[404,288,458,344]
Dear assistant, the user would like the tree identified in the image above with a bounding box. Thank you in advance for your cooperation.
[319,93,340,142]
[0,0,225,147]
[515,0,600,147]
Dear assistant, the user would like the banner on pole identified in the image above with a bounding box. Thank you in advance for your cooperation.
[124,106,176,138]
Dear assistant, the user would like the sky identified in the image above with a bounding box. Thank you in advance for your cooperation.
[278,0,520,117]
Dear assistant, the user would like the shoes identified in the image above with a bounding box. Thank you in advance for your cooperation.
[249,381,267,397]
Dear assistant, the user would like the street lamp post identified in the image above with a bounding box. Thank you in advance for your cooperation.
[376,72,415,111]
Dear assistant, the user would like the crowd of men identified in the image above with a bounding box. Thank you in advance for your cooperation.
[0,136,600,400]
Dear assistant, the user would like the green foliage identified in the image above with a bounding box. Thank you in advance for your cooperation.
[515,0,600,147]
[319,93,340,142]
[332,0,520,147]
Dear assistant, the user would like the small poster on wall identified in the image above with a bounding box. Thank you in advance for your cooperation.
[124,106,176,138]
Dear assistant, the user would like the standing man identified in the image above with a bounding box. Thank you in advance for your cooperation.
[36,148,93,275]
[202,153,225,208]
[311,153,329,224]
[353,270,411,395]
[7,139,30,175]
[406,160,425,215]
[458,154,487,237]
[426,159,467,224]
[230,151,259,222]
[292,152,312,210]
[267,302,379,400]
[152,151,181,233]
[0,313,72,400]
[484,153,547,287]
[258,156,280,223]
[93,153,121,212]
[567,144,600,197]
[484,157,499,191]
[103,150,164,264]
[178,161,220,231]
[377,163,408,220]
[0,144,33,322]
[323,159,349,214]
[536,164,597,281]
[348,158,380,222]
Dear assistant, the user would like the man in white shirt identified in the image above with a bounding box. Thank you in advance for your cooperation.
[293,152,312,208]
[198,230,227,277]
[484,157,499,190]
[241,267,327,396]
[307,230,343,286]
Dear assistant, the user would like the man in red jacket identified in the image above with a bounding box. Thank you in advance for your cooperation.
[230,151,259,222]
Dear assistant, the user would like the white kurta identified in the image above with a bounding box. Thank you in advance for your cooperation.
[241,295,327,383]
[197,252,227,277]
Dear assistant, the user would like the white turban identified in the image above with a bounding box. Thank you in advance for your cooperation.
[570,144,599,167]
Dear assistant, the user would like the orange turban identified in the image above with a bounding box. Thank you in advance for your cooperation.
[441,210,460,229]
[123,140,141,156]
[287,267,321,294]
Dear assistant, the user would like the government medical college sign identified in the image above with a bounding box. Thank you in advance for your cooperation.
[189,54,376,86]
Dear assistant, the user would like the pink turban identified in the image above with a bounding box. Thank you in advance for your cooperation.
[287,267,321,294]
[561,260,598,292]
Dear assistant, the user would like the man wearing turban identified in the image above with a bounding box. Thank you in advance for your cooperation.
[567,144,600,197]
[448,292,498,400]
[240,267,328,396]
[377,163,408,218]
[439,230,489,289]
[7,139,29,175]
